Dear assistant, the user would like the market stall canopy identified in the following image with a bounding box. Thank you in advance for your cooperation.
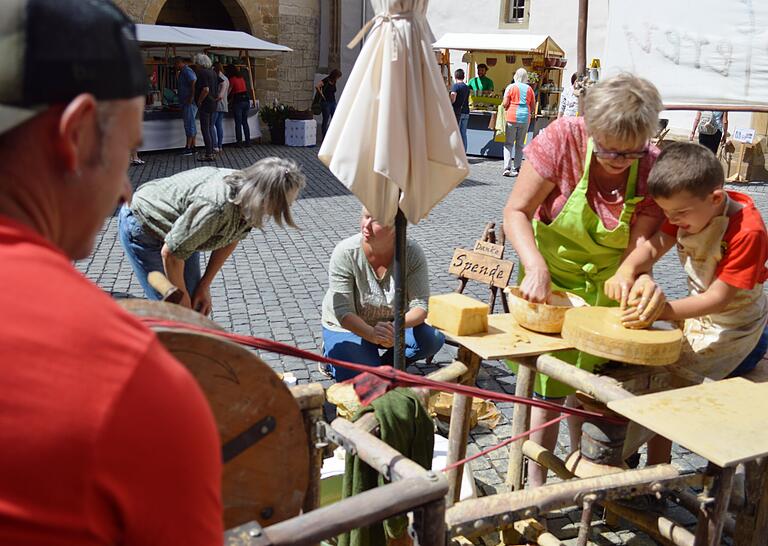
[318,0,469,226]
[433,33,564,56]
[136,24,292,54]
[602,0,768,109]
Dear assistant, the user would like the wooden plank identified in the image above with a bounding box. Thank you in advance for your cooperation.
[609,378,768,468]
[448,248,513,288]
[442,313,573,360]
[473,240,504,258]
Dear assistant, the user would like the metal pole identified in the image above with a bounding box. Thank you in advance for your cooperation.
[393,207,407,370]
[577,0,589,77]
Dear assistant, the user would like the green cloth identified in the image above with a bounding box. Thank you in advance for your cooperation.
[507,138,643,398]
[338,389,434,546]
[130,167,252,260]
[468,76,494,92]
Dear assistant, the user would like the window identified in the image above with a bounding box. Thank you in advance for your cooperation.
[500,0,530,28]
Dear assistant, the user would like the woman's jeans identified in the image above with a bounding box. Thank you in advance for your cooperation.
[322,323,445,382]
[213,111,225,149]
[233,100,251,143]
[321,100,337,136]
[199,110,215,155]
[504,121,528,171]
[118,205,201,300]
[728,327,768,377]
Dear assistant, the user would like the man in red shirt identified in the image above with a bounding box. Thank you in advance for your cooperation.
[0,1,223,544]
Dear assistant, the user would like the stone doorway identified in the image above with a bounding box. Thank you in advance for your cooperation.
[156,0,251,33]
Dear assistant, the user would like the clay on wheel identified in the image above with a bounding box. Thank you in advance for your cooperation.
[561,307,682,365]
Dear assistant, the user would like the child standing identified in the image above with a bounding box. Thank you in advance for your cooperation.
[606,141,768,381]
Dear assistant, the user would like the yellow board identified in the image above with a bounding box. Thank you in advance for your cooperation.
[608,378,768,467]
[440,313,573,360]
[561,307,683,366]
[427,293,489,336]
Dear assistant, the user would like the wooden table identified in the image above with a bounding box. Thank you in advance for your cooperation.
[438,314,574,504]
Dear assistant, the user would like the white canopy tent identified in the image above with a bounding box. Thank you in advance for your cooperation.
[135,24,292,55]
[433,33,564,56]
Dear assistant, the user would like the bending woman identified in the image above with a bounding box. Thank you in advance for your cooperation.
[119,158,305,314]
[321,208,445,381]
[502,74,665,486]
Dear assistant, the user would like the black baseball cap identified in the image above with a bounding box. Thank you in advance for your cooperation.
[0,0,147,135]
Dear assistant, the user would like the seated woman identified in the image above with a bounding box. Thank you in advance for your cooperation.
[321,208,445,381]
[119,157,305,315]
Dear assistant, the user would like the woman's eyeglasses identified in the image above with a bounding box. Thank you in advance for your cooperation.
[593,142,650,160]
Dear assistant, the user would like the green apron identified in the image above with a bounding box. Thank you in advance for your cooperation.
[508,138,643,398]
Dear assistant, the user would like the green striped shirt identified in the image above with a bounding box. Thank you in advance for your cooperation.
[130,167,251,260]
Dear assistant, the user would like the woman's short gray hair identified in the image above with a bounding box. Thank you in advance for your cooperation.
[583,73,664,146]
[194,53,213,69]
[224,157,306,229]
[513,68,529,84]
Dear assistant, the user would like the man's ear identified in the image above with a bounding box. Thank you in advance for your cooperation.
[56,94,99,175]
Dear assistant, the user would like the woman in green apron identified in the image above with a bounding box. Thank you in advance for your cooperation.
[502,74,666,487]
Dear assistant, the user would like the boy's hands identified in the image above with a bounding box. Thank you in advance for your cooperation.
[621,274,667,329]
[604,268,637,309]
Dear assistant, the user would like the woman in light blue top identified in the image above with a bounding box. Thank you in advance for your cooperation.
[502,68,535,176]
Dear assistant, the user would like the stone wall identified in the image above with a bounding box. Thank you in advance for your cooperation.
[277,0,320,111]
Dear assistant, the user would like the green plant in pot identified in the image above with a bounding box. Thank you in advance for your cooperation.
[260,101,294,145]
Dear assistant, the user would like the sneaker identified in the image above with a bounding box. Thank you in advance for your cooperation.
[510,168,519,176]
[317,362,334,380]
[502,169,511,177]
[197,154,215,162]
[213,147,221,153]
[180,147,194,156]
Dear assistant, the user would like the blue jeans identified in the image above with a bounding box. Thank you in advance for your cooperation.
[322,323,445,382]
[321,100,337,136]
[182,103,198,137]
[118,205,202,300]
[728,327,768,377]
[233,100,250,143]
[213,111,225,149]
[456,113,469,150]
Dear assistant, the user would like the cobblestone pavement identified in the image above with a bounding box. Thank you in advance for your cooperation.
[79,144,765,544]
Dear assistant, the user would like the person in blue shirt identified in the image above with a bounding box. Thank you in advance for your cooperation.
[174,57,198,156]
[450,69,471,150]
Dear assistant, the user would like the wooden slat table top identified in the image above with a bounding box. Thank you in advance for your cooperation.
[608,378,768,468]
[440,313,573,360]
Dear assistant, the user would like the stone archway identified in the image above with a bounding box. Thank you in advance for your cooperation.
[150,0,250,32]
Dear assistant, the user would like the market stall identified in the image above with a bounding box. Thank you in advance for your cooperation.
[135,24,292,152]
[433,33,566,158]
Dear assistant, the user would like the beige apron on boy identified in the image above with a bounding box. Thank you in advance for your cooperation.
[675,196,768,380]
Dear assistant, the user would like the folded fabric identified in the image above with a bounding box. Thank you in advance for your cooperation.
[338,388,434,546]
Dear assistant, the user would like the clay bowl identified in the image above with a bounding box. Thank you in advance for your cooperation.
[505,286,587,334]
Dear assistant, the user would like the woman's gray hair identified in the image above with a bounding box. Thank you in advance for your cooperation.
[583,73,664,146]
[224,157,306,229]
[513,68,529,84]
[194,53,213,69]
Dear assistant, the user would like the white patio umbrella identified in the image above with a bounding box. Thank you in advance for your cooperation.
[318,0,469,369]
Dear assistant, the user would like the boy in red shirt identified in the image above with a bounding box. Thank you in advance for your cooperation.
[609,141,768,377]
[606,141,768,463]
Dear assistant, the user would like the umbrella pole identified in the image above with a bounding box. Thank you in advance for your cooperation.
[393,208,407,371]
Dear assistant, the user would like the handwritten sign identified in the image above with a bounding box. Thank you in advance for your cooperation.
[473,240,504,259]
[448,249,514,288]
[732,128,756,144]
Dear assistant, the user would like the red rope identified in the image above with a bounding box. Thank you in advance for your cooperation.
[441,415,567,473]
[140,318,626,424]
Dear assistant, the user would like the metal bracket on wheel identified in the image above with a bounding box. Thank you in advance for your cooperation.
[222,415,276,463]
[316,421,357,456]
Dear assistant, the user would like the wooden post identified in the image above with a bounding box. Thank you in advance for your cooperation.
[733,458,768,546]
[244,51,257,105]
[577,0,588,77]
[694,464,736,546]
[415,497,447,546]
[506,364,535,491]
[290,384,325,517]
[445,346,482,505]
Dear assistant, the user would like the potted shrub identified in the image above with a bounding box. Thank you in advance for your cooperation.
[260,101,293,145]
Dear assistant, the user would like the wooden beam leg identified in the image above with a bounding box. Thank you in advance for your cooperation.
[445,346,482,505]
[506,364,535,492]
[733,457,768,546]
[414,497,447,546]
[694,464,736,546]
[576,495,597,546]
